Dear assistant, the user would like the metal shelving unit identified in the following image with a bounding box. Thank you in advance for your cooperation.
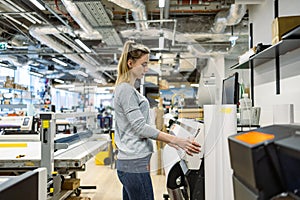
[0,104,27,109]
[230,25,300,100]
[231,26,300,70]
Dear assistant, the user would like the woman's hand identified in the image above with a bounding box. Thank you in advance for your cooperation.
[157,132,201,156]
[170,137,201,156]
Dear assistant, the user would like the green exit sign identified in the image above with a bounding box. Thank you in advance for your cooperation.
[0,42,7,50]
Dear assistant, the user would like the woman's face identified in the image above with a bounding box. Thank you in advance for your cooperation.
[128,54,149,80]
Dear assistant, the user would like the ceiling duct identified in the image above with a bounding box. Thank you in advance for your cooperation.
[108,0,148,30]
[29,26,101,78]
[212,4,247,33]
[60,0,102,39]
[0,55,31,68]
[234,0,265,4]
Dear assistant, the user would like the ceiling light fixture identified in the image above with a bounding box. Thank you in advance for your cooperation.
[77,71,88,77]
[29,0,46,10]
[54,79,64,83]
[94,78,102,84]
[0,63,9,67]
[55,84,75,88]
[190,84,199,87]
[159,0,165,8]
[52,58,68,67]
[75,39,92,53]
[30,71,44,77]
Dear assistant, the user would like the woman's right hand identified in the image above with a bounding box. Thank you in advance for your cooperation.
[171,137,201,156]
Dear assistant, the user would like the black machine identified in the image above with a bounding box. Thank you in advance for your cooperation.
[228,124,300,200]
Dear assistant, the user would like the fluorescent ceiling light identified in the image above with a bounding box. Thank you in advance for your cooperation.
[0,63,9,67]
[55,84,75,88]
[190,84,199,87]
[52,58,68,67]
[94,78,103,84]
[77,71,88,77]
[29,0,46,10]
[75,39,92,53]
[54,79,64,83]
[30,71,43,77]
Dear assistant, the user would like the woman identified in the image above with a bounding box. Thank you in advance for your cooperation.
[114,40,201,200]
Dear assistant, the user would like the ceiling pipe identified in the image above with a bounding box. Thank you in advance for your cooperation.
[212,4,247,33]
[2,0,37,24]
[60,0,102,39]
[0,55,31,68]
[124,19,177,46]
[53,33,99,66]
[164,0,170,19]
[29,26,99,76]
[234,0,265,4]
[109,0,148,30]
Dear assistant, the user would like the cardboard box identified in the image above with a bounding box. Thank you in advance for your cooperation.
[178,108,203,119]
[272,16,300,44]
[159,79,169,89]
[61,178,80,190]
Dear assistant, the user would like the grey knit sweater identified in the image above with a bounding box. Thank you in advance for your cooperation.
[113,82,160,160]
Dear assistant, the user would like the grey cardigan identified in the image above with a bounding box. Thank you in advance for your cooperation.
[113,82,160,160]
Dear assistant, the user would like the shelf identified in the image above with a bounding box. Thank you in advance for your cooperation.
[231,61,249,70]
[231,38,300,70]
[0,104,27,109]
[282,25,300,40]
[0,88,30,93]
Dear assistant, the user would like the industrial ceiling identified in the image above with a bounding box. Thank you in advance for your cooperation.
[0,0,255,87]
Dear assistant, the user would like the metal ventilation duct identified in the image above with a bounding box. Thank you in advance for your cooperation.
[61,0,102,39]
[212,4,247,33]
[29,25,99,77]
[235,0,265,4]
[108,0,148,30]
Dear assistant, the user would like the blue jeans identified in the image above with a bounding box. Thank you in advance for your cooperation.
[117,170,154,200]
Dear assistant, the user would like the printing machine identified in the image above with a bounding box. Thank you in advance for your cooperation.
[0,112,108,199]
[228,124,300,200]
[163,118,205,200]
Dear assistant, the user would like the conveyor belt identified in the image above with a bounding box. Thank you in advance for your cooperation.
[54,140,107,168]
[54,130,93,144]
[0,139,107,169]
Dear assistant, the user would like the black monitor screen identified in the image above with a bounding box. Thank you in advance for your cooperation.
[222,72,239,105]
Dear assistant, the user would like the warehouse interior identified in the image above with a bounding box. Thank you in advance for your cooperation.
[0,0,300,200]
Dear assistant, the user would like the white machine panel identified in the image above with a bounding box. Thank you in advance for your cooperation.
[0,116,33,131]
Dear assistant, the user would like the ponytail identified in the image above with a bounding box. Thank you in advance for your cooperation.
[115,40,150,86]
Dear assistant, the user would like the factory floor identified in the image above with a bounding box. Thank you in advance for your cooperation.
[74,158,167,200]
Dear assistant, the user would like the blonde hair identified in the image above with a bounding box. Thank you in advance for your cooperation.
[115,40,150,85]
